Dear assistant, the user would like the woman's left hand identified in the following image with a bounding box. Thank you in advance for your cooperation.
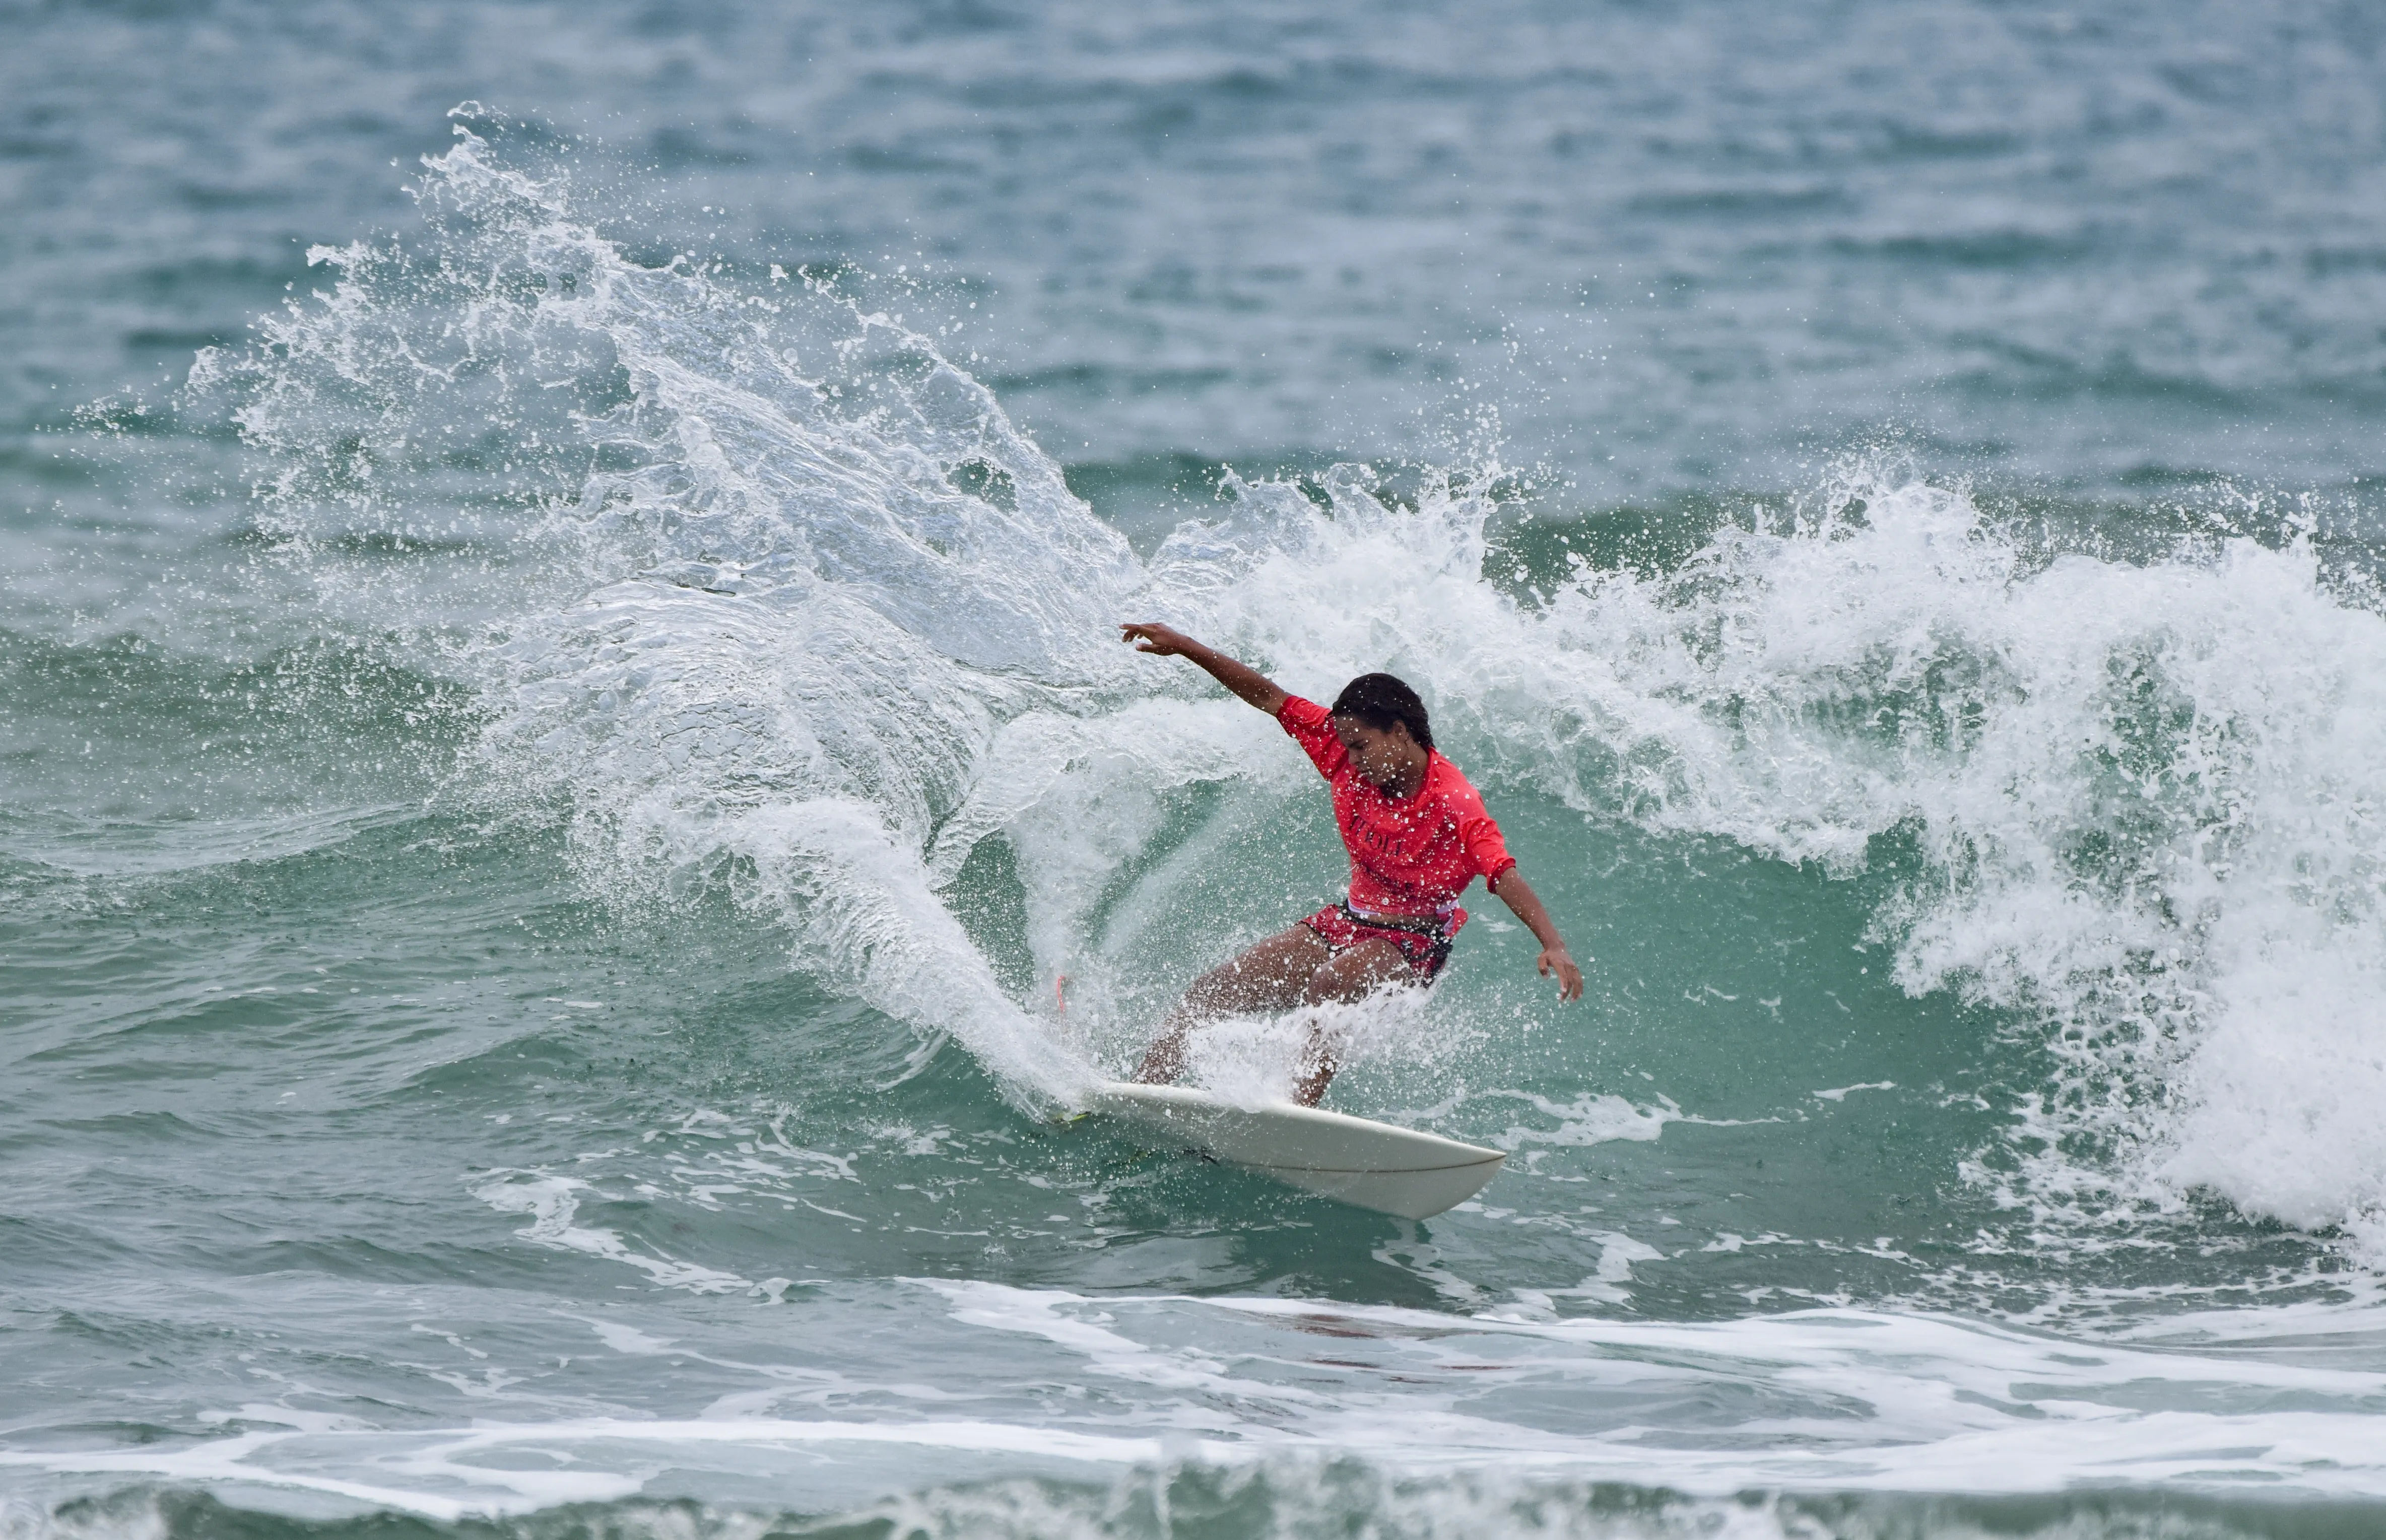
[1119,621,1197,655]
[1537,946,1584,1002]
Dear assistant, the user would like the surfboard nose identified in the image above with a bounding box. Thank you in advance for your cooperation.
[1085,1082,1506,1220]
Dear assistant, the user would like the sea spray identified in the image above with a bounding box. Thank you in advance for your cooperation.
[195,120,1151,1104]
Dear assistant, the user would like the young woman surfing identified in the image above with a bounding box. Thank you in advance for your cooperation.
[1120,622,1583,1106]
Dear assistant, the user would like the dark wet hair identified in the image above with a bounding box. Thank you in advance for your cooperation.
[1331,673,1434,751]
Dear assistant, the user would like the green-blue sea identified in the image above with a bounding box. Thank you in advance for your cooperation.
[9,4,2386,1536]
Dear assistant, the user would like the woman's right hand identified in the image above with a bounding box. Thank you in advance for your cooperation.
[1120,622,1198,656]
[1119,624,1288,714]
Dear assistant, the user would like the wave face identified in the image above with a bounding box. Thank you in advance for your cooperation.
[10,5,2386,1537]
[198,126,2386,1253]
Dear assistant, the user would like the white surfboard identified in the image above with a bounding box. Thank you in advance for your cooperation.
[1086,1081,1505,1220]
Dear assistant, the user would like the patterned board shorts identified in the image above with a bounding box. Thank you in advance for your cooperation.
[1300,903,1456,980]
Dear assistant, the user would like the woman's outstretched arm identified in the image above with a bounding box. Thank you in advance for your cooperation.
[1119,623,1289,715]
[1488,869,1585,1001]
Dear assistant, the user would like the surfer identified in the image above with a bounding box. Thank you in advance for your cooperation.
[1121,623,1582,1105]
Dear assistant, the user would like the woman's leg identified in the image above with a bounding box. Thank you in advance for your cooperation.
[1134,925,1333,1084]
[1290,938,1416,1106]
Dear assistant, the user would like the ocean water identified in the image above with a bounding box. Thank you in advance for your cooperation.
[8,3,2386,1536]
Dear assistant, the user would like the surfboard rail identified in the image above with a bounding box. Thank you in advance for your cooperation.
[1085,1081,1505,1220]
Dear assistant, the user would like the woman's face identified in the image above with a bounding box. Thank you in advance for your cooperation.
[1333,715,1422,790]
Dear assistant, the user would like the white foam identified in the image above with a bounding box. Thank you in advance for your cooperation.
[16,1279,2386,1516]
[938,1281,2386,1497]
[1814,1082,1896,1102]
[470,1171,750,1294]
[1488,1090,1677,1149]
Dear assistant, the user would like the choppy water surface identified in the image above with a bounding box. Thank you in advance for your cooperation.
[8,4,2386,1537]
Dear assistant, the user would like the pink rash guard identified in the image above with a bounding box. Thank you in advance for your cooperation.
[1277,695,1518,928]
